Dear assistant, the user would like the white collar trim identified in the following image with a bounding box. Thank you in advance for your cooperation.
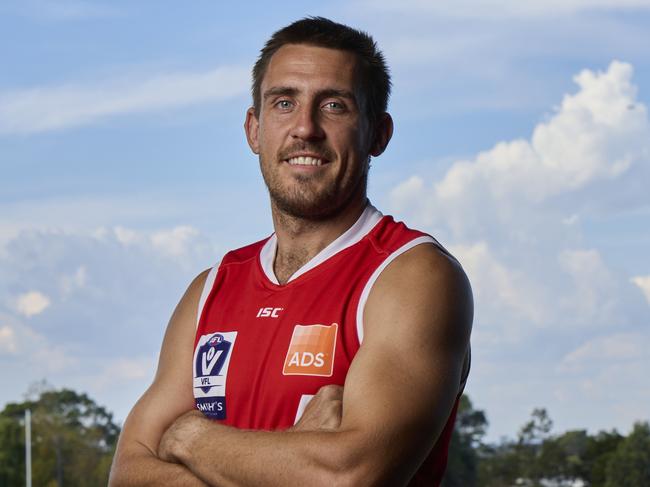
[259,204,383,285]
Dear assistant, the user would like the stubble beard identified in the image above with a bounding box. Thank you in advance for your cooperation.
[261,155,370,221]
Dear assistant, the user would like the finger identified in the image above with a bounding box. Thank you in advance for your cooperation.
[321,400,343,429]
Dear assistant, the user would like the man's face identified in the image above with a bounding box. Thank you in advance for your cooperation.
[245,44,377,220]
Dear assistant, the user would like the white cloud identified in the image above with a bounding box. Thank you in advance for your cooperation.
[431,61,648,213]
[450,242,548,331]
[0,313,75,370]
[90,356,157,391]
[631,275,650,304]
[562,332,647,368]
[15,291,51,317]
[0,224,217,360]
[60,266,88,297]
[387,59,650,439]
[0,65,250,134]
[390,176,426,216]
[152,226,201,258]
[557,249,620,326]
[553,331,650,431]
[389,61,649,337]
[390,60,649,245]
[0,224,219,419]
[109,225,214,270]
[0,325,17,354]
[367,0,650,19]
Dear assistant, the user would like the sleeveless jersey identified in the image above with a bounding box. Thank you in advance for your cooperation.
[193,205,464,486]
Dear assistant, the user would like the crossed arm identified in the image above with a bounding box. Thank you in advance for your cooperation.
[109,244,473,486]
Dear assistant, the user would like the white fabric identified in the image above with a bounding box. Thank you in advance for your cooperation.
[196,264,220,330]
[355,236,439,343]
[293,394,315,424]
[259,204,383,285]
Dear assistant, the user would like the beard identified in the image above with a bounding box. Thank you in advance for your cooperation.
[260,143,369,221]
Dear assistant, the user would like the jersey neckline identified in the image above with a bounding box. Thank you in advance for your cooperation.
[259,204,384,285]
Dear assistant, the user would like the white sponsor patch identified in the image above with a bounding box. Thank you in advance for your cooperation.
[193,331,237,419]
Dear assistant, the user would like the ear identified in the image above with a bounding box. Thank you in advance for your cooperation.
[244,107,260,154]
[369,112,394,157]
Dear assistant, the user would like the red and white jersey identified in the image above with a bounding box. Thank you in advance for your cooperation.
[193,204,464,485]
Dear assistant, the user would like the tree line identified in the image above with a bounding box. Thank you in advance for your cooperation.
[444,396,650,487]
[0,385,118,486]
[0,386,648,486]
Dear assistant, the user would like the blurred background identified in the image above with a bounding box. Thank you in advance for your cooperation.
[1,0,649,485]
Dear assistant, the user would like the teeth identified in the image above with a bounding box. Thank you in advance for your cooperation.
[287,156,323,166]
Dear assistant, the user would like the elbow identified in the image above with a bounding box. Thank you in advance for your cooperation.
[312,436,388,487]
[108,449,136,487]
[314,467,361,487]
[319,462,385,487]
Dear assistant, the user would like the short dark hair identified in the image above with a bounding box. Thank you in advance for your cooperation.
[252,16,391,125]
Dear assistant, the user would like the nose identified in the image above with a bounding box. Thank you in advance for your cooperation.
[290,105,325,141]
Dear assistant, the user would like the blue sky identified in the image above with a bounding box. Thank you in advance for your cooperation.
[1,0,649,442]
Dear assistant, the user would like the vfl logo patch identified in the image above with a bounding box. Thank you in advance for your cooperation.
[283,323,338,377]
[193,331,237,419]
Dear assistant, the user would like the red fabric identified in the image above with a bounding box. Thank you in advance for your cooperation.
[194,215,458,485]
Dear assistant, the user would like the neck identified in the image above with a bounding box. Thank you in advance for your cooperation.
[271,195,368,285]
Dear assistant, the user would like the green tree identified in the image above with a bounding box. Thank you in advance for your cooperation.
[477,408,554,487]
[442,394,488,487]
[515,408,553,484]
[0,410,25,486]
[477,440,521,487]
[605,422,650,487]
[0,385,120,487]
[583,429,623,487]
[518,408,553,446]
[537,429,589,482]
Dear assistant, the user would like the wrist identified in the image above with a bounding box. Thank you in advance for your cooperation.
[175,412,206,464]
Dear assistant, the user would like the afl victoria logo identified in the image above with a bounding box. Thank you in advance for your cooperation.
[193,331,237,419]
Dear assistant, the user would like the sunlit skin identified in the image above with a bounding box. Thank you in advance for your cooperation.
[244,44,393,282]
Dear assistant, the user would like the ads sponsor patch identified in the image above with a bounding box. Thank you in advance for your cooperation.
[193,331,237,419]
[283,323,338,377]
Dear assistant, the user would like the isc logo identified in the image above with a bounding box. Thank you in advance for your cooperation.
[257,307,283,318]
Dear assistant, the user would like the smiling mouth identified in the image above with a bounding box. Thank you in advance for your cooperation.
[285,156,326,166]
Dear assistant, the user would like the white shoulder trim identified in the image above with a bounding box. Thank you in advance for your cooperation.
[259,204,384,285]
[355,236,437,344]
[196,264,220,330]
[259,234,278,284]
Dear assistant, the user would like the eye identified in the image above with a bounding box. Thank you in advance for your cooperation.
[275,99,293,110]
[323,101,345,111]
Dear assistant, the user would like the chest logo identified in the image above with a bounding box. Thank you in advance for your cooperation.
[282,323,338,377]
[193,331,237,420]
[257,307,283,318]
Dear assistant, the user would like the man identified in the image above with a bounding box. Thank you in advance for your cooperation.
[109,17,472,487]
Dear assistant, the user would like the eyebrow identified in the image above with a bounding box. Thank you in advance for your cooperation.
[263,86,298,101]
[263,86,357,105]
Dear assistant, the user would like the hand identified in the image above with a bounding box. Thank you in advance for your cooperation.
[291,384,343,432]
[158,409,206,463]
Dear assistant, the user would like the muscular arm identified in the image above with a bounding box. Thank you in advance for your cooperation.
[160,244,473,487]
[108,270,211,487]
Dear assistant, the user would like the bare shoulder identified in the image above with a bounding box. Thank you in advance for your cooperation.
[340,241,473,478]
[155,268,211,380]
[115,268,212,455]
[364,242,473,347]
